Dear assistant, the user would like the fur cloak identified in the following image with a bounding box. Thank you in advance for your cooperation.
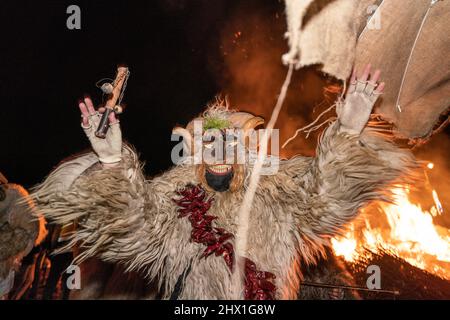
[30,121,420,299]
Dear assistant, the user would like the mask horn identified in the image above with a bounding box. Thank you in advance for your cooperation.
[240,116,265,147]
[225,113,265,147]
[241,116,265,131]
[172,127,193,156]
[0,172,8,184]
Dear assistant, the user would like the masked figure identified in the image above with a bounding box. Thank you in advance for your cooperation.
[30,66,419,299]
[0,173,46,299]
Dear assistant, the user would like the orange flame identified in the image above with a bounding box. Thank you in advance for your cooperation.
[332,186,450,280]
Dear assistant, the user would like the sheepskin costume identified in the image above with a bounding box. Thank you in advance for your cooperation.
[0,181,47,297]
[30,107,420,300]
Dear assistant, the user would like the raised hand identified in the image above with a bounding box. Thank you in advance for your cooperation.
[79,97,122,164]
[337,64,385,134]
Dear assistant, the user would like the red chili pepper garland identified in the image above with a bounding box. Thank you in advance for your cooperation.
[173,184,276,300]
[173,185,234,270]
[244,258,276,300]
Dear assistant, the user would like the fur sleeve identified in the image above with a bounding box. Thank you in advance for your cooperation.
[295,121,421,258]
[31,146,169,280]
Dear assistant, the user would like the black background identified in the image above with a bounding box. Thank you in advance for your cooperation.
[0,0,284,187]
[0,300,440,318]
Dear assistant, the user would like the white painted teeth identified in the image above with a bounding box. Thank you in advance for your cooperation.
[209,165,232,174]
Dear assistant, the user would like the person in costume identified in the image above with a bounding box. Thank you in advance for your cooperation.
[30,65,419,299]
[0,173,46,299]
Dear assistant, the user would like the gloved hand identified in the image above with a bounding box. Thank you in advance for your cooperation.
[337,64,385,135]
[79,97,122,164]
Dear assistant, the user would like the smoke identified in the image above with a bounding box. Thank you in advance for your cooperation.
[210,1,341,159]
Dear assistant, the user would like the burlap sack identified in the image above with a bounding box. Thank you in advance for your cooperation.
[284,0,449,139]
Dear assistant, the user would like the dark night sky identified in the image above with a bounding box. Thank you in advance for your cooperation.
[0,0,284,187]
